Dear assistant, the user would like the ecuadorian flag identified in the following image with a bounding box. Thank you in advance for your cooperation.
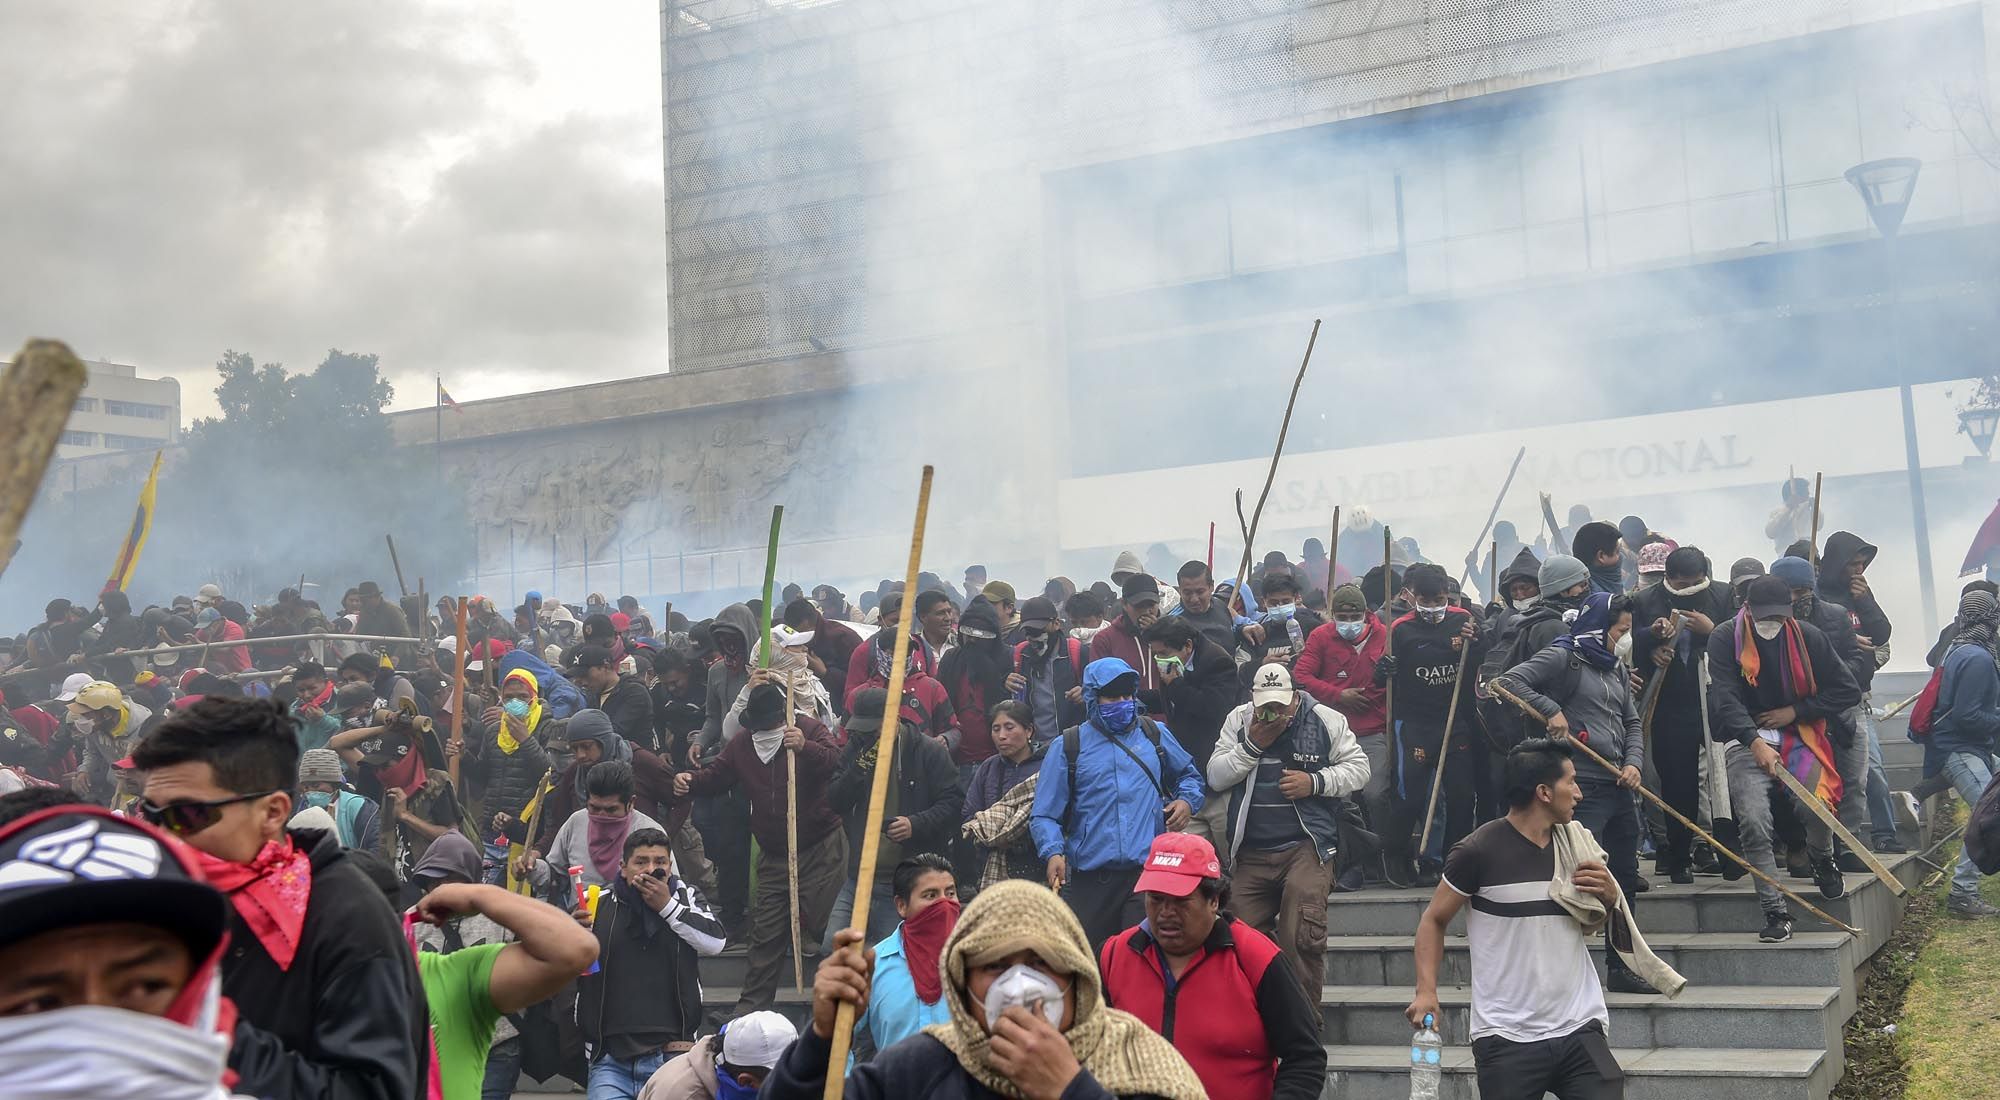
[104,451,162,592]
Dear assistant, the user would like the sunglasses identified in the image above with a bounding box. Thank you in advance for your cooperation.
[138,790,279,836]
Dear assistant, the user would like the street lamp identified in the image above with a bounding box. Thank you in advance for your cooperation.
[1961,406,2000,460]
[1846,156,1938,638]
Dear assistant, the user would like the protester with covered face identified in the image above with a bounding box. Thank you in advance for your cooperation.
[1293,583,1391,890]
[675,681,846,1014]
[1374,568,1486,886]
[66,678,156,804]
[0,804,248,1100]
[846,605,960,753]
[939,597,1011,766]
[295,747,381,851]
[637,1009,796,1100]
[326,690,465,886]
[783,596,859,715]
[1706,574,1861,940]
[1815,532,1902,854]
[82,588,147,681]
[1207,663,1369,996]
[1139,615,1237,847]
[1569,522,1628,596]
[570,643,657,752]
[1493,591,1656,993]
[1626,546,1733,882]
[1915,588,2000,918]
[1007,596,1088,743]
[526,759,665,892]
[850,853,962,1063]
[1030,657,1203,952]
[133,696,428,1098]
[469,667,557,884]
[286,660,341,753]
[829,688,964,943]
[574,825,727,1099]
[1086,574,1170,720]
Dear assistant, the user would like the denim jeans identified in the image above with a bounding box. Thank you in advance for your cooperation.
[1943,751,1995,899]
[481,838,509,886]
[480,1035,522,1100]
[1725,743,1831,915]
[587,1050,671,1100]
[1862,706,1898,846]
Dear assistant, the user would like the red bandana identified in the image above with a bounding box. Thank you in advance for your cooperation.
[900,896,961,1005]
[196,837,313,971]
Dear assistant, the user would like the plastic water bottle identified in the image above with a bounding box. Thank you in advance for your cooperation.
[1409,1013,1442,1100]
[1285,615,1305,654]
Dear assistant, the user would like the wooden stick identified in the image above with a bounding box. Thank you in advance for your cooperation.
[1456,445,1528,590]
[1808,472,1824,567]
[1228,319,1322,600]
[1490,540,1498,610]
[1488,681,1861,936]
[1329,506,1341,590]
[1382,526,1396,735]
[1417,635,1475,853]
[0,340,89,582]
[1770,764,1904,896]
[785,679,805,993]
[825,467,934,1098]
[1879,690,1923,719]
[449,598,468,794]
[418,578,429,644]
[386,534,410,599]
[1539,492,1570,556]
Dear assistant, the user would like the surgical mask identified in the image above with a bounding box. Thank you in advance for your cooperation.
[1267,603,1297,619]
[502,699,531,720]
[982,963,1066,1032]
[71,716,97,736]
[1097,699,1138,733]
[1335,620,1365,642]
[1512,595,1541,611]
[1153,655,1183,676]
[302,790,335,810]
[1416,605,1448,624]
[1754,620,1785,641]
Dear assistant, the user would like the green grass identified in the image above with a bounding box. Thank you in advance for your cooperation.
[1896,839,2000,1100]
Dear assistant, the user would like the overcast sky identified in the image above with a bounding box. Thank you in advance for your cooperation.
[0,1,667,420]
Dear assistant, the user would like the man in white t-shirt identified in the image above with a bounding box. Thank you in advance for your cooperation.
[1406,737,1625,1099]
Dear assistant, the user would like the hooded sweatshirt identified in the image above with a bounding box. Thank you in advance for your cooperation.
[698,604,760,760]
[1816,531,1891,692]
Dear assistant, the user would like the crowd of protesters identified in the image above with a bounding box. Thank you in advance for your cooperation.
[0,484,1986,1099]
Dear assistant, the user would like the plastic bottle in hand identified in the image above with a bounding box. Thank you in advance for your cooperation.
[1409,1012,1442,1100]
[1285,615,1305,654]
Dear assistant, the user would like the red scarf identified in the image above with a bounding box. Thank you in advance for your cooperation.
[585,812,634,884]
[900,896,960,1005]
[1735,610,1843,806]
[195,837,313,971]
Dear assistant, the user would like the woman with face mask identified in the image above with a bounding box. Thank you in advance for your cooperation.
[1492,591,1658,993]
[764,879,1205,1100]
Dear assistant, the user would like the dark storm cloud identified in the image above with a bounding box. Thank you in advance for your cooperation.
[0,1,665,407]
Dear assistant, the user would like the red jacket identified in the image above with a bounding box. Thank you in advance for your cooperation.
[844,669,959,748]
[682,713,843,855]
[1293,614,1387,735]
[843,633,938,706]
[1085,615,1164,718]
[1098,917,1326,1100]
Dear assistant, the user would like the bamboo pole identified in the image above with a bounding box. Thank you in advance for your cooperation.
[1417,632,1475,853]
[1488,681,1860,936]
[824,467,934,1099]
[0,340,89,582]
[1227,320,1322,600]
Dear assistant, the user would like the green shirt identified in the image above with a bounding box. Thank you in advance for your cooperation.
[418,942,505,1100]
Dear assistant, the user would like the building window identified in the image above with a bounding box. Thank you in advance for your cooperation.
[104,400,168,420]
[101,433,158,451]
[73,397,98,413]
[60,430,95,447]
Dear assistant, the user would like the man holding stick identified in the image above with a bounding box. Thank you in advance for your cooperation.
[673,682,846,1014]
[1705,575,1861,941]
[1373,568,1485,887]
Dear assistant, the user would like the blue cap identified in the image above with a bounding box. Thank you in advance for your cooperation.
[1768,556,1815,590]
[526,590,543,602]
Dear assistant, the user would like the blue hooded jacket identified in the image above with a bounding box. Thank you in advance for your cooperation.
[1029,658,1204,872]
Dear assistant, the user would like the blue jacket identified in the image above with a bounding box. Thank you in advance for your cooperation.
[1030,658,1205,872]
[853,927,952,1064]
[1930,643,2000,756]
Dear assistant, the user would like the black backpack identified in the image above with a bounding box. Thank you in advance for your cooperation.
[1476,607,1562,750]
[1062,717,1170,835]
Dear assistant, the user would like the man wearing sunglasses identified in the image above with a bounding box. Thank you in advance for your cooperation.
[133,695,428,1100]
[1005,597,1088,745]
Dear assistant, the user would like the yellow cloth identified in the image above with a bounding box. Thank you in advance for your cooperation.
[923,880,1206,1100]
[496,670,543,755]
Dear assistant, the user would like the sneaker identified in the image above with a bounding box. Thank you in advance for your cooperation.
[1872,837,1908,854]
[1333,866,1367,893]
[1894,790,1924,833]
[1382,858,1414,890]
[1631,875,1651,894]
[1759,912,1795,942]
[1836,850,1870,874]
[1670,866,1695,885]
[1605,968,1662,995]
[1692,849,1723,876]
[1947,894,2000,919]
[1811,855,1846,900]
[1415,860,1442,889]
[1719,856,1747,881]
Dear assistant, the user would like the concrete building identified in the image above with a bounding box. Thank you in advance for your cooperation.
[55,359,181,460]
[394,0,2000,634]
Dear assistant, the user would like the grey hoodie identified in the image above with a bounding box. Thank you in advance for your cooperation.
[698,604,759,760]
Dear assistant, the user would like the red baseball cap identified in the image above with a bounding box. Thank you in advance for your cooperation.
[1132,832,1221,898]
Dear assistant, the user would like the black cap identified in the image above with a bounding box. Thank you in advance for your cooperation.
[357,581,385,598]
[742,682,787,731]
[0,808,229,962]
[1121,574,1162,603]
[1019,596,1060,628]
[1746,575,1795,620]
[569,644,616,672]
[845,687,889,734]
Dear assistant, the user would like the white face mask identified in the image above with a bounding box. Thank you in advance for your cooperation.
[1753,620,1785,641]
[982,963,1066,1032]
[71,716,97,736]
[1664,578,1711,597]
[1512,594,1541,611]
[0,1003,234,1100]
[1614,633,1634,662]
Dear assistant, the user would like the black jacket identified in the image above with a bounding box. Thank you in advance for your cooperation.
[1817,531,1891,691]
[764,1027,1170,1100]
[1158,634,1240,771]
[1629,580,1735,723]
[1705,618,1862,748]
[576,887,720,1057]
[1796,593,1869,697]
[1382,608,1485,732]
[830,724,963,880]
[1234,608,1328,690]
[594,675,658,752]
[224,828,427,1100]
[469,714,554,821]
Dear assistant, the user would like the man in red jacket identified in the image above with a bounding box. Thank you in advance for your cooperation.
[674,683,847,1015]
[1098,833,1326,1100]
[1293,584,1391,890]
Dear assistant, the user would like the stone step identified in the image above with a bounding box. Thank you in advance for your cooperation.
[1320,984,1842,1052]
[1323,931,1856,992]
[1324,1044,1832,1100]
